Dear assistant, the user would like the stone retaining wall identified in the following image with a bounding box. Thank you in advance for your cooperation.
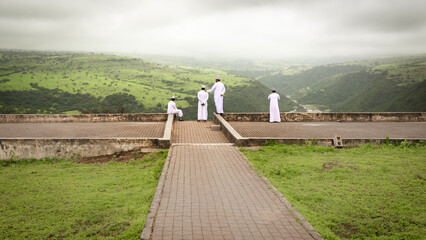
[0,113,173,160]
[0,138,158,160]
[234,138,424,147]
[0,113,168,123]
[221,112,426,122]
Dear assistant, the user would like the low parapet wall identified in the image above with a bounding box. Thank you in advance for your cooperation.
[0,113,168,123]
[158,114,174,148]
[213,114,245,144]
[221,112,426,122]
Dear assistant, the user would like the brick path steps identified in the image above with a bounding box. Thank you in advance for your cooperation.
[172,121,229,144]
[144,122,321,239]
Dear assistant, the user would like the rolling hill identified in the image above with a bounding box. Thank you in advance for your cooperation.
[0,50,299,119]
[257,55,426,112]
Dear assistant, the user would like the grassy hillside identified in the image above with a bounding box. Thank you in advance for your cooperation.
[258,64,367,97]
[0,50,298,119]
[298,56,426,112]
[257,55,426,112]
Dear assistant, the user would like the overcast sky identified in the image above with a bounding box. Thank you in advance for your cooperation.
[1,0,425,60]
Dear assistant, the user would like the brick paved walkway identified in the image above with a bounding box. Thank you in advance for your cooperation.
[229,122,426,139]
[148,121,317,239]
[0,122,165,138]
[172,121,229,143]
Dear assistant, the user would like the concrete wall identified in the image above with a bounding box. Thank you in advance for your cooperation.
[0,113,172,160]
[214,113,426,147]
[221,112,426,122]
[158,114,174,148]
[233,138,424,147]
[213,113,247,145]
[2,113,424,159]
[0,113,168,123]
[0,138,158,160]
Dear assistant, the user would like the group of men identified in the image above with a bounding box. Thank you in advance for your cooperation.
[167,77,281,123]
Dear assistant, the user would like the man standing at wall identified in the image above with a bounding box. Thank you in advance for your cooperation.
[197,85,208,122]
[268,89,281,122]
[207,77,226,114]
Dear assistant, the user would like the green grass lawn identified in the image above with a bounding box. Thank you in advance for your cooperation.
[241,143,426,240]
[0,151,167,239]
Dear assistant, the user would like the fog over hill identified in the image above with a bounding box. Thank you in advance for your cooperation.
[0,0,425,60]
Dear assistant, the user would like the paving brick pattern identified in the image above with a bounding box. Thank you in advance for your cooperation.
[151,145,314,240]
[0,122,165,138]
[172,121,229,143]
[229,122,426,139]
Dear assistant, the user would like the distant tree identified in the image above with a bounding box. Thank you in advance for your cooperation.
[100,93,144,113]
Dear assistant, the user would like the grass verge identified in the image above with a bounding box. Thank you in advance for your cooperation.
[0,150,167,239]
[241,143,425,239]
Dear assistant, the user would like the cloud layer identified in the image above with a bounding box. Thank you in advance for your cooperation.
[1,0,425,59]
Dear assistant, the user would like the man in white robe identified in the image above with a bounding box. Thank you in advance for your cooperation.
[268,89,281,122]
[207,77,225,114]
[197,86,208,122]
[167,96,183,121]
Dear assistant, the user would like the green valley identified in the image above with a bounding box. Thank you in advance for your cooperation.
[256,55,426,112]
[0,50,298,119]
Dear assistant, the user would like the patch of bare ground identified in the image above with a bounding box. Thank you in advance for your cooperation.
[322,161,341,171]
[334,223,359,239]
[239,146,263,150]
[77,149,159,164]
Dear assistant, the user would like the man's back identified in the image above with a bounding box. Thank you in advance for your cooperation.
[198,91,208,101]
[214,82,225,96]
[209,82,225,97]
[167,101,176,113]
[268,93,280,103]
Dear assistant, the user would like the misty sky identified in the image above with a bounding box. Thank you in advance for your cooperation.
[1,0,425,60]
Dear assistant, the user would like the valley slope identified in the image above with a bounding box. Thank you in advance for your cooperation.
[256,55,426,112]
[0,50,298,119]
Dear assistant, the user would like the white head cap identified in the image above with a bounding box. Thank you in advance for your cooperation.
[201,85,206,89]
[171,96,175,100]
